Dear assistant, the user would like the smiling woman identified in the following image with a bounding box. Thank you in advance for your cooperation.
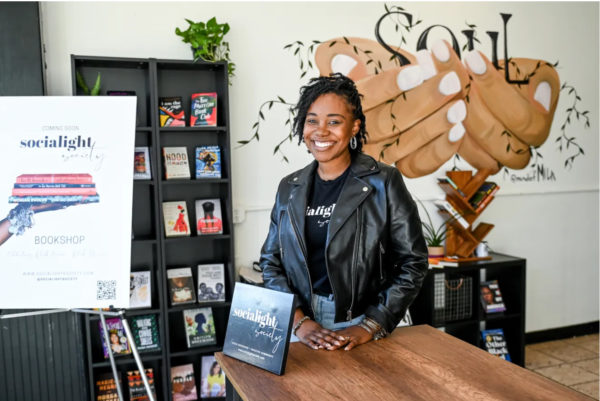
[260,74,429,352]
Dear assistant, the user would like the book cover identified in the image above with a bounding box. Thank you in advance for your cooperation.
[131,314,161,352]
[95,372,120,401]
[167,267,196,305]
[475,185,500,213]
[195,146,221,179]
[433,199,469,229]
[223,283,295,375]
[127,368,157,401]
[480,280,507,313]
[163,201,191,237]
[159,96,186,127]
[190,92,217,127]
[171,364,198,401]
[183,307,217,348]
[163,147,191,180]
[200,355,226,398]
[195,199,223,235]
[129,271,152,309]
[482,328,511,361]
[134,147,152,180]
[99,317,132,359]
[197,263,225,303]
[469,182,497,208]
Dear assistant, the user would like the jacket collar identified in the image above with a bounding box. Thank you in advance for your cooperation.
[286,153,380,252]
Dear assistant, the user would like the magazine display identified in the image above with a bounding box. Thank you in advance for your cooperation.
[167,267,196,305]
[480,280,507,313]
[197,263,225,303]
[95,372,120,401]
[159,96,186,127]
[163,201,191,237]
[127,369,157,401]
[183,307,217,348]
[195,199,223,235]
[171,363,198,401]
[163,147,191,179]
[482,328,511,361]
[129,271,152,309]
[190,92,217,127]
[200,355,226,398]
[131,314,161,352]
[195,146,221,179]
[133,147,152,180]
[99,317,132,358]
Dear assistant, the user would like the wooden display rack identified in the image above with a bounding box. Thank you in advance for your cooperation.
[438,169,497,259]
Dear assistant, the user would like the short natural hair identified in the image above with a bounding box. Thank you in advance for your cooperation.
[292,73,367,154]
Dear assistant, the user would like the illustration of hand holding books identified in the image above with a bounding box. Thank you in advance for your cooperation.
[0,174,99,246]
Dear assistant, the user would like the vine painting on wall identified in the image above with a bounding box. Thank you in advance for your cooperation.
[240,4,590,182]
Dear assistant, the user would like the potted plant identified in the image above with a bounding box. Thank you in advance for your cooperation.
[175,17,236,82]
[416,199,452,258]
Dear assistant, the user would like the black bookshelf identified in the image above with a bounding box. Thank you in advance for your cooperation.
[72,55,235,401]
[410,252,526,366]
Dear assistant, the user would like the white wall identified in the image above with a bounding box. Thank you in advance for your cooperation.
[40,1,599,333]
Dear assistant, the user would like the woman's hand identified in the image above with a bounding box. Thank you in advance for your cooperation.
[296,319,348,351]
[335,325,374,351]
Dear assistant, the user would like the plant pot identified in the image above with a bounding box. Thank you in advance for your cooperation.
[428,246,444,259]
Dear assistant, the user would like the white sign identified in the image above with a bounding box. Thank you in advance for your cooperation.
[0,96,136,308]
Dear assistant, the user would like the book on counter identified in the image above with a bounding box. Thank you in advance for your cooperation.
[433,199,469,229]
[159,96,186,127]
[129,271,152,309]
[163,147,191,179]
[134,147,152,180]
[171,363,198,401]
[163,201,191,237]
[200,355,226,398]
[190,92,217,126]
[99,317,132,359]
[195,198,223,235]
[437,176,466,197]
[480,280,507,313]
[183,307,217,348]
[195,146,221,179]
[130,314,161,352]
[127,369,157,401]
[482,328,511,361]
[95,371,121,401]
[197,263,226,303]
[167,267,196,305]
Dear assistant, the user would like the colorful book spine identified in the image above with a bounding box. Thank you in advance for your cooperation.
[16,173,93,184]
[437,177,466,197]
[14,183,95,188]
[9,195,100,203]
[475,186,500,213]
[12,187,98,196]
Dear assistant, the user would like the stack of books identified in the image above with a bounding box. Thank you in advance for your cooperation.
[468,182,500,212]
[9,173,100,204]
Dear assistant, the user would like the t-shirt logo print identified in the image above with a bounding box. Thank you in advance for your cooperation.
[306,203,336,228]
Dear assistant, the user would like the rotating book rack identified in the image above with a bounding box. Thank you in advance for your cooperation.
[438,169,496,259]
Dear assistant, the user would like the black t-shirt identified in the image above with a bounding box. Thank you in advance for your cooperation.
[305,168,350,295]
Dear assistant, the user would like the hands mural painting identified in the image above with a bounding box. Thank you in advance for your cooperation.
[240,5,590,179]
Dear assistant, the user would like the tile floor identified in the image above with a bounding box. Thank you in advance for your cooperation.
[526,333,599,399]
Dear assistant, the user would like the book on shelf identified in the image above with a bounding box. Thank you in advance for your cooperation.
[197,263,226,303]
[183,307,217,348]
[163,201,191,237]
[131,314,161,352]
[171,363,198,401]
[433,199,469,229]
[127,369,157,401]
[468,182,496,208]
[95,371,121,401]
[437,176,466,197]
[159,96,186,127]
[134,147,152,180]
[200,355,226,398]
[480,280,507,313]
[481,328,511,361]
[195,198,223,235]
[167,267,197,305]
[190,92,217,127]
[163,147,191,179]
[195,146,221,179]
[99,317,132,359]
[129,271,152,309]
[475,185,500,213]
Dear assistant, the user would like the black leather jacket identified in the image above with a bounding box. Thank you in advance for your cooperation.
[260,153,428,333]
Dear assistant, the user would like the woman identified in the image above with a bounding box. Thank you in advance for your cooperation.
[260,73,428,351]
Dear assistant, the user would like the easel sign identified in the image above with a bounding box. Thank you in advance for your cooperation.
[223,283,295,375]
[0,96,136,309]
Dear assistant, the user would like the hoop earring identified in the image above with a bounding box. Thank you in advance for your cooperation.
[350,136,358,150]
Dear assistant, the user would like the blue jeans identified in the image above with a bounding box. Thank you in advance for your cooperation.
[291,294,364,342]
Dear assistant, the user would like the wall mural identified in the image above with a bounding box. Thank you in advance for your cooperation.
[239,4,590,181]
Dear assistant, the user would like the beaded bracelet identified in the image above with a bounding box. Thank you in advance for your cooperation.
[292,316,310,336]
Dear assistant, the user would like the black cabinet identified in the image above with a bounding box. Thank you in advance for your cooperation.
[411,253,526,366]
[72,55,234,401]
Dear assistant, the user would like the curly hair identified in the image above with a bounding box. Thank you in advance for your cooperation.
[292,73,367,155]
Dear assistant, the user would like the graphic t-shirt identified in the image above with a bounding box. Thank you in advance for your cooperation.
[305,168,350,295]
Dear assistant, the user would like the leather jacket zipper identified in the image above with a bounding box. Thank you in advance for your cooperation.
[287,207,314,315]
[348,208,362,320]
[278,210,285,259]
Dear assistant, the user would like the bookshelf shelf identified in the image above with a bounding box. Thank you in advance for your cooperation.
[73,55,234,401]
[411,252,526,366]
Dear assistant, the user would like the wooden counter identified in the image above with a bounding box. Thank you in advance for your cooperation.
[215,325,591,400]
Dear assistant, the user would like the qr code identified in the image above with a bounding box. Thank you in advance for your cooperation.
[96,280,116,300]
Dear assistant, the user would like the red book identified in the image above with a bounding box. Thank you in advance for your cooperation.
[16,174,93,184]
[12,187,97,196]
[476,186,500,213]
